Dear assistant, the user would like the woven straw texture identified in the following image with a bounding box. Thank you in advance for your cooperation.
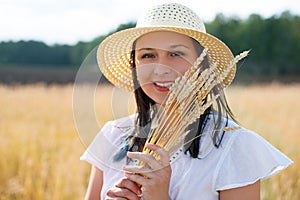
[97,3,235,92]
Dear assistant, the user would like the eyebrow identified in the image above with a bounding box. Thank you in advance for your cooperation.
[169,44,190,49]
[137,44,190,52]
[136,47,154,52]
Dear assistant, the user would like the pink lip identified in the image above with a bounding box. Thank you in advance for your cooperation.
[154,84,169,92]
[153,82,173,92]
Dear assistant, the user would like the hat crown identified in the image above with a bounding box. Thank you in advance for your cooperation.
[136,3,206,33]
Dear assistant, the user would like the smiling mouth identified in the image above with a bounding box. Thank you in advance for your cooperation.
[155,82,173,87]
[153,82,174,91]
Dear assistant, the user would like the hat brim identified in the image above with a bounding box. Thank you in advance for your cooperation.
[97,27,236,92]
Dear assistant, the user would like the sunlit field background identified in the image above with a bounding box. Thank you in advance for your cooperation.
[0,83,299,199]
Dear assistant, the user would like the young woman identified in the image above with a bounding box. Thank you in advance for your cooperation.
[81,3,292,200]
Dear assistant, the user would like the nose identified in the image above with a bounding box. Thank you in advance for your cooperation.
[152,55,174,76]
[153,63,172,76]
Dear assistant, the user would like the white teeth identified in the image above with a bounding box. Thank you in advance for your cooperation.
[155,82,173,87]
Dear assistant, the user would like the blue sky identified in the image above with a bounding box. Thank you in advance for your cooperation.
[1,0,299,45]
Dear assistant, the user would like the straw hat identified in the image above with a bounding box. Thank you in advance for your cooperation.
[97,3,235,92]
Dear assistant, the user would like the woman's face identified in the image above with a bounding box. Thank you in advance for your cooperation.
[135,31,198,105]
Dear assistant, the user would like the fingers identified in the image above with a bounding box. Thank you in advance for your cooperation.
[106,187,137,200]
[146,143,170,165]
[124,154,158,173]
[123,143,171,185]
[115,177,142,195]
[105,178,141,200]
[124,171,146,187]
[122,144,172,200]
[125,143,170,171]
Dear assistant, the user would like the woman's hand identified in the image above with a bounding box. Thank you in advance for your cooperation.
[105,177,142,200]
[123,143,171,200]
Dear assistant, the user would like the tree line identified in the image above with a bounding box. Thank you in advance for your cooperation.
[206,11,300,79]
[0,11,299,82]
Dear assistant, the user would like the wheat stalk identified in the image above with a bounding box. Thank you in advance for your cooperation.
[141,49,250,161]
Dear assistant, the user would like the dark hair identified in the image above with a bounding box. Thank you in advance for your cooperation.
[113,36,236,161]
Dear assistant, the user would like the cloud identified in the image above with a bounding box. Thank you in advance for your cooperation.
[1,0,299,44]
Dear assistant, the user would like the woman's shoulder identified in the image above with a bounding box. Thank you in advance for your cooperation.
[198,114,244,158]
[223,119,256,141]
[211,117,293,191]
[221,118,271,149]
[100,114,136,136]
[199,114,287,160]
[85,114,137,150]
[104,114,136,128]
[214,117,278,156]
[81,114,137,171]
[207,114,263,146]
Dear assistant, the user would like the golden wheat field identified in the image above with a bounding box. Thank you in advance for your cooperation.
[0,83,299,200]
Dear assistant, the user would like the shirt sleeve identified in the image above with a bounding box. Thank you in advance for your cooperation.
[80,121,126,172]
[213,129,293,191]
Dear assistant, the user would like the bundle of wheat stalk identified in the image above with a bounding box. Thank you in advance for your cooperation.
[141,48,250,161]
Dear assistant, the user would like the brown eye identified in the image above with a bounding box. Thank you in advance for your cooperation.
[141,53,155,59]
[170,51,185,57]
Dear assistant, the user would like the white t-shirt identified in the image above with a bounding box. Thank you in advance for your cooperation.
[81,114,292,200]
